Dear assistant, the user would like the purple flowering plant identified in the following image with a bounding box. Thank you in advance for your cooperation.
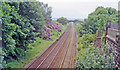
[42,23,62,40]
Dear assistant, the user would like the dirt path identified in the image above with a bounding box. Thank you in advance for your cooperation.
[24,22,77,69]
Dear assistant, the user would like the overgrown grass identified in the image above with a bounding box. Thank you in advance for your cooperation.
[5,23,68,68]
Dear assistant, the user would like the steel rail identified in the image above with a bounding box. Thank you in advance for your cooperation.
[46,29,72,68]
[36,24,72,68]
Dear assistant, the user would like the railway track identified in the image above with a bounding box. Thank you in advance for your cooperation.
[24,23,77,69]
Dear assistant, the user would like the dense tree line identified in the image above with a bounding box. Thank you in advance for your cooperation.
[1,1,52,64]
[77,7,118,37]
[57,17,68,25]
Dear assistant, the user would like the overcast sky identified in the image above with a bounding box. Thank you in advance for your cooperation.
[38,0,119,19]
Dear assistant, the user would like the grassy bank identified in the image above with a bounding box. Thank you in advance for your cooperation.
[5,23,68,68]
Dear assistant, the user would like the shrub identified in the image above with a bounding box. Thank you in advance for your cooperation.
[76,44,115,68]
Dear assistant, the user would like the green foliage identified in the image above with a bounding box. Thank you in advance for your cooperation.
[75,16,115,68]
[0,48,3,68]
[2,3,18,62]
[75,7,118,37]
[5,37,54,68]
[84,7,118,34]
[73,19,83,23]
[77,34,95,49]
[75,20,115,68]
[76,44,115,68]
[4,23,68,68]
[57,17,68,25]
[1,1,52,67]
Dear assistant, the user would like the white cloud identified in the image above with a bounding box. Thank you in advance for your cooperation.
[38,0,119,19]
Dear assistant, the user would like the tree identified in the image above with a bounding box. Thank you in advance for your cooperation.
[78,6,118,36]
[57,17,68,25]
[1,1,52,64]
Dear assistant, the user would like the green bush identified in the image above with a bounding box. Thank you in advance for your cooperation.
[77,33,95,49]
[76,43,115,68]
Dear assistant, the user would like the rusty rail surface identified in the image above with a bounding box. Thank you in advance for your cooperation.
[24,23,77,69]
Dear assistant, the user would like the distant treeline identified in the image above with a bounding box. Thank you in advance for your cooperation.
[1,1,52,64]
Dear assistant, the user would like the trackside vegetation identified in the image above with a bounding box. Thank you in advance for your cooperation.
[0,1,68,68]
[1,0,119,69]
[75,7,118,68]
[5,24,68,68]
